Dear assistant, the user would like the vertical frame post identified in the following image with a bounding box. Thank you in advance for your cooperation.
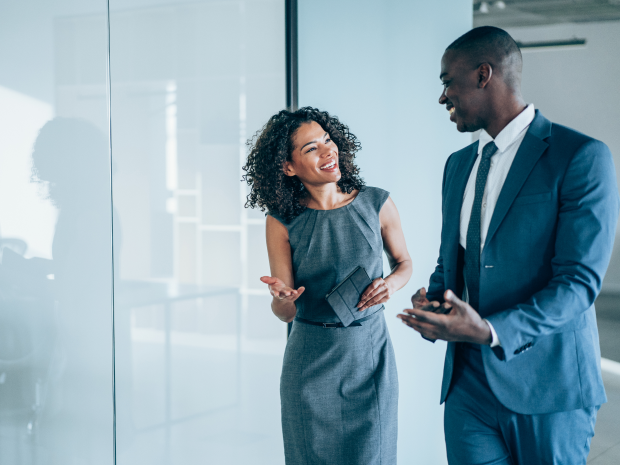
[285,0,298,337]
[285,0,298,112]
[105,2,118,464]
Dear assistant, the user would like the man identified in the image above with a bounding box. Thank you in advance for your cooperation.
[398,26,619,464]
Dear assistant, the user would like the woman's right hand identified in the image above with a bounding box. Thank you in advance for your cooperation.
[260,276,305,302]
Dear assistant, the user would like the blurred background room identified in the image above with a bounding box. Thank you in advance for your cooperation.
[0,0,618,463]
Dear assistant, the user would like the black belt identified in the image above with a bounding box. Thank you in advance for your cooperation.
[294,311,380,328]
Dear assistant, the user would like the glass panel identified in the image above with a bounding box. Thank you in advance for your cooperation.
[0,1,114,463]
[109,1,286,463]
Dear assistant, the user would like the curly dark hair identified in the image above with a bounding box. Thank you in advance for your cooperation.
[242,107,364,221]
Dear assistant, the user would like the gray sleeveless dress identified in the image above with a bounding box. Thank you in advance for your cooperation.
[270,187,398,465]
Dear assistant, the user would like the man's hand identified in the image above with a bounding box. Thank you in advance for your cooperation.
[411,287,430,308]
[398,289,492,345]
[411,287,444,312]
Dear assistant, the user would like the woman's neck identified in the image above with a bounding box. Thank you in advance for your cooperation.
[303,182,351,210]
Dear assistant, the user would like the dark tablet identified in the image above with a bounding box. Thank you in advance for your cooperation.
[325,266,372,327]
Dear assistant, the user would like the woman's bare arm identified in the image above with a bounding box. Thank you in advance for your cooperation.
[261,215,305,323]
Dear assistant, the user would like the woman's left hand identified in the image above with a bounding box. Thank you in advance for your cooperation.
[357,278,393,311]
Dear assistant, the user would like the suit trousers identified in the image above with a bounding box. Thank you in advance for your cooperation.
[444,343,598,465]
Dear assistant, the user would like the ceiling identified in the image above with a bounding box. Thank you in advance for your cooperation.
[473,0,620,28]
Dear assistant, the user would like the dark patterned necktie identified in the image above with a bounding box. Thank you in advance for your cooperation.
[464,141,498,311]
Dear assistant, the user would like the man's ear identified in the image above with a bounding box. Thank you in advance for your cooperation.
[478,63,492,88]
[283,161,296,177]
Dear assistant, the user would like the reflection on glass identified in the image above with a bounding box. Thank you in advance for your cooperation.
[30,118,114,462]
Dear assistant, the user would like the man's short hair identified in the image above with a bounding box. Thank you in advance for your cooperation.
[446,26,523,89]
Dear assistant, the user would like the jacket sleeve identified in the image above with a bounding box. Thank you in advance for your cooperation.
[486,140,620,362]
[427,154,452,303]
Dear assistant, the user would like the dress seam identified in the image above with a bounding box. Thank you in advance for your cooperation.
[340,331,347,465]
[299,327,310,465]
[347,202,378,251]
[294,210,319,277]
[369,323,383,464]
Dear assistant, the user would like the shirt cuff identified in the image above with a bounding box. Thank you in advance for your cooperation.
[483,319,501,347]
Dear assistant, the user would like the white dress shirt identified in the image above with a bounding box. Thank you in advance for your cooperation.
[460,104,536,347]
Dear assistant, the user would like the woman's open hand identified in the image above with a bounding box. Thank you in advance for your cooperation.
[260,276,305,303]
[357,277,393,311]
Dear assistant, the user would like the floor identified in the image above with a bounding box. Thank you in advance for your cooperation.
[587,294,620,464]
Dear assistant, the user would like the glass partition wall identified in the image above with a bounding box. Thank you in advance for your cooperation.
[108,1,286,463]
[0,0,287,463]
[0,0,114,463]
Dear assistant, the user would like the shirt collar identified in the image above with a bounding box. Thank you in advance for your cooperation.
[478,104,536,155]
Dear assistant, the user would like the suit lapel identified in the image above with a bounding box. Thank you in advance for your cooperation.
[444,143,478,282]
[445,144,478,229]
[483,113,551,249]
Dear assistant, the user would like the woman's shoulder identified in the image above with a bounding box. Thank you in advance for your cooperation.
[357,186,390,212]
[266,208,309,229]
[266,211,289,228]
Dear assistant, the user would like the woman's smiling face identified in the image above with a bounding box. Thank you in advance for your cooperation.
[284,121,341,185]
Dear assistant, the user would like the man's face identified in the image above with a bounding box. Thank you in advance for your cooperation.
[439,50,486,133]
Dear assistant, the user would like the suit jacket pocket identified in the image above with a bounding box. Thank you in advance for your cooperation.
[512,191,552,207]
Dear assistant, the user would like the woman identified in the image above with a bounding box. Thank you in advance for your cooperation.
[243,107,412,464]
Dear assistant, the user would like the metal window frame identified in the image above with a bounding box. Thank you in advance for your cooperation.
[286,0,298,112]
[285,0,298,336]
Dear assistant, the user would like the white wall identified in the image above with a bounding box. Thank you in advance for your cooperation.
[504,21,620,293]
[299,1,472,462]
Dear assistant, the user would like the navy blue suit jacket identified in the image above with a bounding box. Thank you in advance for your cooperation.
[428,110,619,415]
